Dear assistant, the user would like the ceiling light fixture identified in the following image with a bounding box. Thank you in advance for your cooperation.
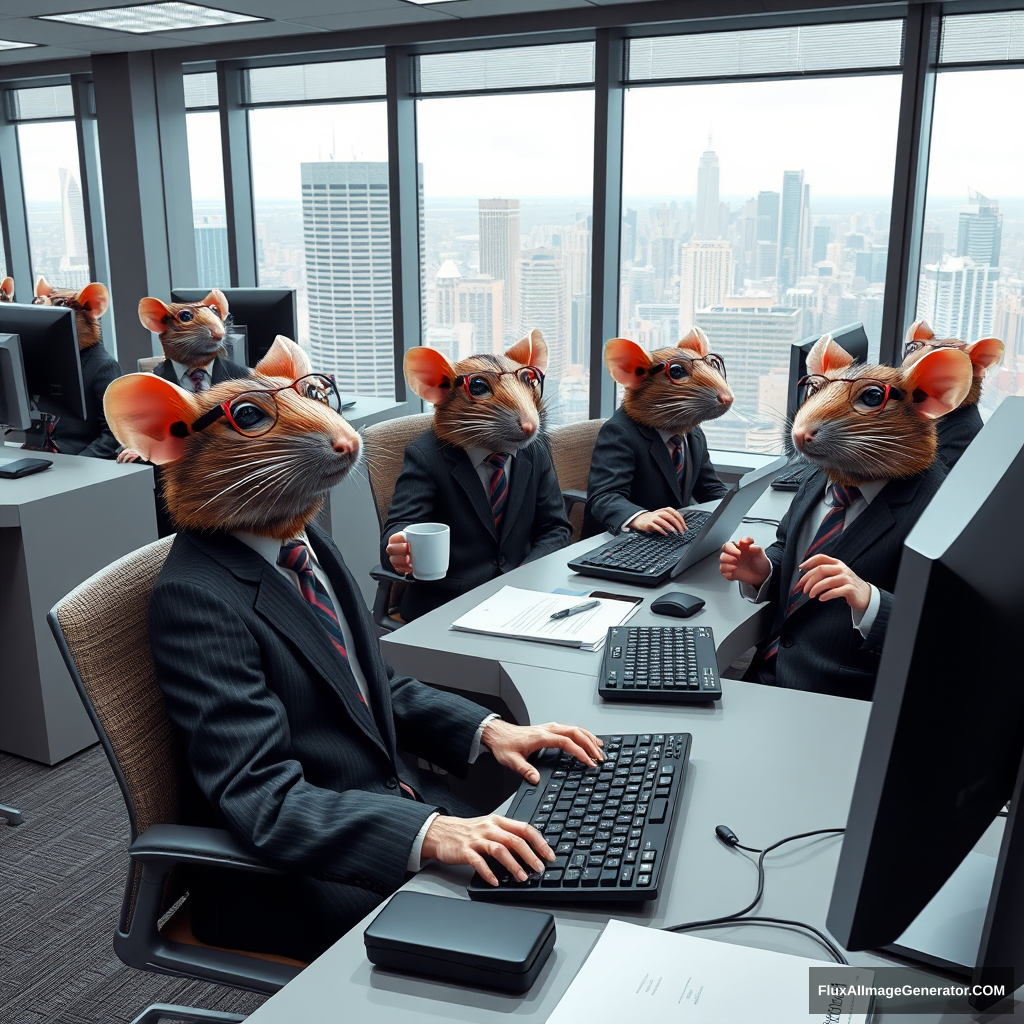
[0,39,38,50]
[38,2,264,34]
[401,1,462,5]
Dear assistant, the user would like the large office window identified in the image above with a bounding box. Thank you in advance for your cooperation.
[417,88,595,425]
[620,23,902,453]
[185,110,228,290]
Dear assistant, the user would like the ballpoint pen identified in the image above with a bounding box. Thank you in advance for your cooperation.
[550,599,600,620]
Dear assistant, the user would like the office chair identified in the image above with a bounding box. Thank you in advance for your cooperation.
[48,537,306,1024]
[362,412,433,631]
[0,802,23,825]
[547,418,606,542]
[137,356,163,374]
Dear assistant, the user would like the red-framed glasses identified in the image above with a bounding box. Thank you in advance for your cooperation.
[450,366,545,401]
[797,375,906,415]
[646,353,727,382]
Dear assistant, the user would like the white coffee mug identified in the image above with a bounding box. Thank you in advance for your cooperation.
[403,522,450,581]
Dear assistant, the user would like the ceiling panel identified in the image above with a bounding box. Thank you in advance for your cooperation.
[234,0,413,16]
[434,0,592,17]
[160,19,330,43]
[291,7,458,30]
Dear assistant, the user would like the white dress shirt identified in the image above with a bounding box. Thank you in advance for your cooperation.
[171,357,217,392]
[465,446,515,496]
[623,428,686,530]
[232,529,497,871]
[739,478,886,637]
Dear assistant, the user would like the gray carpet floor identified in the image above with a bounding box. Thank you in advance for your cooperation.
[0,745,266,1024]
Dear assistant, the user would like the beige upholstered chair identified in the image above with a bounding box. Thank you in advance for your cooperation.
[137,356,163,373]
[547,418,606,542]
[361,412,433,630]
[48,537,304,1024]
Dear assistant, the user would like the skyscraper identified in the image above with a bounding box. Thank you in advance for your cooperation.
[435,259,461,327]
[519,248,567,379]
[455,276,503,354]
[679,240,733,329]
[917,255,999,341]
[59,168,87,261]
[756,191,780,248]
[812,224,833,266]
[479,199,520,335]
[921,228,944,268]
[302,161,408,397]
[777,170,807,289]
[956,190,1002,267]
[694,137,721,240]
[195,219,229,288]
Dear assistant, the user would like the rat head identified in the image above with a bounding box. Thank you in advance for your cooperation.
[405,329,548,452]
[104,336,360,539]
[139,289,229,368]
[792,333,973,486]
[32,278,109,350]
[0,277,14,303]
[605,327,734,434]
[902,319,1004,409]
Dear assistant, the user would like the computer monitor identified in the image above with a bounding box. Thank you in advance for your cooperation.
[787,322,870,422]
[0,333,32,430]
[827,395,1024,1009]
[0,304,86,420]
[171,288,298,367]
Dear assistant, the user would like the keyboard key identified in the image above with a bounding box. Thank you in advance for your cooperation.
[637,873,652,887]
[650,798,668,823]
[619,866,634,885]
[541,869,563,887]
[641,850,657,863]
[625,851,637,864]
[569,853,587,869]
[600,869,619,887]
[581,868,601,887]
[556,841,574,855]
[563,868,581,887]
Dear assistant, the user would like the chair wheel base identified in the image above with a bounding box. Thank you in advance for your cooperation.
[130,1004,247,1024]
[0,803,23,825]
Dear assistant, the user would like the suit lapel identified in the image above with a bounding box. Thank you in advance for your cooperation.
[446,447,498,540]
[500,450,532,539]
[682,432,699,504]
[780,470,828,598]
[827,476,917,568]
[154,359,176,383]
[641,424,682,504]
[210,357,228,384]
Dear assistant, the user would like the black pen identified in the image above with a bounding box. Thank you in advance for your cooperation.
[550,599,600,620]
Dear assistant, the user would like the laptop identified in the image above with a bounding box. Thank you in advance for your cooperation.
[567,456,786,587]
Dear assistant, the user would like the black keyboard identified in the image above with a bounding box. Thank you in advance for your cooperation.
[577,509,712,576]
[600,625,721,703]
[467,732,691,903]
[771,461,816,492]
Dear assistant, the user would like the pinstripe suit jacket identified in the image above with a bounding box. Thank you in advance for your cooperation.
[148,523,490,899]
[747,462,947,701]
[381,428,572,620]
[935,403,983,470]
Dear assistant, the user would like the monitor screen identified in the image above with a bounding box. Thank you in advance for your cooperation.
[0,333,32,430]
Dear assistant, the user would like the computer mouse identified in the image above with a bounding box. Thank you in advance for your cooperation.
[651,591,706,618]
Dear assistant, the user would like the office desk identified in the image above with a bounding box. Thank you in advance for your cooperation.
[0,449,157,762]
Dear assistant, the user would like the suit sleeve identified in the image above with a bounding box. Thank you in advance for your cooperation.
[380,442,437,568]
[761,506,792,608]
[149,580,438,895]
[586,419,645,534]
[524,445,572,562]
[690,428,729,502]
[860,588,892,656]
[78,357,123,460]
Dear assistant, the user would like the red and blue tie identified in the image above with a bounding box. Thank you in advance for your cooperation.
[668,434,685,485]
[763,483,861,661]
[486,453,509,528]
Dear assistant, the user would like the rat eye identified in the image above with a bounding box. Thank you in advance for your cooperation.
[468,376,492,398]
[228,400,274,436]
[207,304,221,319]
[52,297,68,307]
[668,362,688,381]
[518,368,541,390]
[178,309,194,323]
[856,385,887,411]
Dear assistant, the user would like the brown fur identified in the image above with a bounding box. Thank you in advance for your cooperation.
[0,277,13,302]
[793,335,973,487]
[103,337,360,539]
[901,320,1004,409]
[139,289,230,369]
[32,277,109,351]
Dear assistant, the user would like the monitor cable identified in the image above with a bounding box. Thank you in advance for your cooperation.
[663,825,849,964]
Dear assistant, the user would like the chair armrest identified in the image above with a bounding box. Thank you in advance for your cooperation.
[129,824,279,875]
[370,563,409,585]
[562,488,587,514]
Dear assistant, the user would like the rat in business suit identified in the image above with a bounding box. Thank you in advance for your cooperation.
[720,333,973,701]
[902,319,1004,470]
[584,328,732,538]
[383,329,572,621]
[103,336,601,960]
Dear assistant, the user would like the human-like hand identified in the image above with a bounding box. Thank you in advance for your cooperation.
[797,554,871,612]
[421,813,554,886]
[482,719,604,785]
[116,448,143,463]
[720,536,772,588]
[629,507,687,534]
[386,532,412,575]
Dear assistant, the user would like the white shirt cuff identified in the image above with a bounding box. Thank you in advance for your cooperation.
[851,584,880,638]
[621,509,646,531]
[739,566,773,604]
[469,713,501,763]
[406,811,439,872]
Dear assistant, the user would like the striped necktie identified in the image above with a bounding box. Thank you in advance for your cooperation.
[486,452,509,528]
[763,482,861,661]
[186,367,210,392]
[668,434,685,484]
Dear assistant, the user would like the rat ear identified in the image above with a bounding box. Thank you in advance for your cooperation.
[677,326,709,357]
[906,319,935,345]
[903,347,973,419]
[104,373,200,465]
[139,297,171,334]
[405,347,455,404]
[255,335,310,379]
[202,288,229,317]
[806,334,854,376]
[35,276,52,298]
[505,329,548,372]
[74,281,109,319]
[605,338,652,389]
[964,337,1004,378]
[0,277,13,300]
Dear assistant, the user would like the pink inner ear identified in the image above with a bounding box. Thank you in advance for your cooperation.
[255,335,311,379]
[806,335,854,375]
[605,338,651,388]
[966,337,1004,375]
[405,346,455,404]
[905,347,972,418]
[677,327,709,357]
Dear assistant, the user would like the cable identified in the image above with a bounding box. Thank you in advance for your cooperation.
[741,516,781,526]
[663,825,848,964]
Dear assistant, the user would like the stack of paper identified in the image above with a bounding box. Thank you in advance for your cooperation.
[449,586,640,651]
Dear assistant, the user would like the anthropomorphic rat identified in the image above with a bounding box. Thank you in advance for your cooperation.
[0,277,14,302]
[101,334,599,962]
[720,333,973,701]
[584,327,733,538]
[28,277,121,458]
[902,319,1004,469]
[381,329,572,622]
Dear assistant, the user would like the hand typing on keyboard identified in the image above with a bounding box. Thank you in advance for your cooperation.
[481,719,605,785]
[628,507,688,535]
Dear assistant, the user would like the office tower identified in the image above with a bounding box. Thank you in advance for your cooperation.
[679,240,733,329]
[649,236,675,302]
[519,248,567,379]
[777,170,807,289]
[784,285,818,337]
[812,224,833,266]
[956,190,1002,267]
[754,240,777,280]
[563,216,591,304]
[756,191,780,247]
[622,207,638,265]
[857,288,885,347]
[922,228,944,268]
[917,255,1000,341]
[435,259,461,327]
[302,160,409,397]
[479,199,520,335]
[694,137,721,239]
[59,168,87,261]
[194,217,229,288]
[455,275,503,354]
[635,302,680,349]
[995,285,1024,362]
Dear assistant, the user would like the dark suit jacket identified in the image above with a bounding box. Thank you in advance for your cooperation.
[381,429,572,621]
[37,343,122,459]
[584,407,729,537]
[747,463,947,701]
[935,403,983,470]
[148,523,490,902]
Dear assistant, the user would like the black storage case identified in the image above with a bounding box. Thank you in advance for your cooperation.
[363,891,555,993]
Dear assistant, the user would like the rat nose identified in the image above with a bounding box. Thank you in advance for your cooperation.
[793,425,818,450]
[717,389,733,407]
[520,419,536,437]
[332,430,359,455]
